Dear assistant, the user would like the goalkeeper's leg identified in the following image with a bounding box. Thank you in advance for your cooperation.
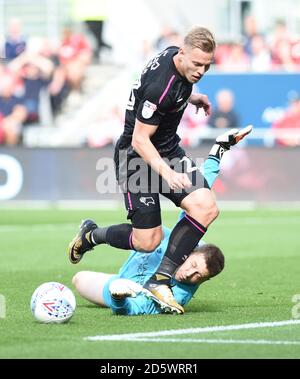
[72,271,114,307]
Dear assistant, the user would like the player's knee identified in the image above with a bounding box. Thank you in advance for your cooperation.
[203,201,219,220]
[186,200,219,226]
[132,234,161,253]
[201,202,219,223]
[72,272,80,287]
[142,239,161,252]
[72,271,87,289]
[132,227,163,252]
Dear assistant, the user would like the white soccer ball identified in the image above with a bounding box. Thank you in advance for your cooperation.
[30,282,76,323]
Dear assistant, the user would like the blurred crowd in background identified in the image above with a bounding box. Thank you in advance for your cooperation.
[0,0,300,148]
[0,19,93,145]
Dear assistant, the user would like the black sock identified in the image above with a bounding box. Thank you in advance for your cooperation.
[149,215,207,284]
[91,224,134,250]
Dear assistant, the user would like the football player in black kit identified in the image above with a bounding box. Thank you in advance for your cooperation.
[68,26,252,314]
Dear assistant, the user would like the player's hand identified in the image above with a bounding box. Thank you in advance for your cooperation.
[189,93,212,116]
[109,279,143,300]
[167,171,192,190]
[216,125,253,147]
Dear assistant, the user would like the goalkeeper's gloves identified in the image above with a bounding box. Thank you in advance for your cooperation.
[209,125,253,160]
[109,278,143,300]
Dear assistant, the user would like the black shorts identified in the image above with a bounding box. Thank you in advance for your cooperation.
[115,144,209,229]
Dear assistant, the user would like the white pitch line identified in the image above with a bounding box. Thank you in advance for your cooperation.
[85,319,300,342]
[124,338,300,346]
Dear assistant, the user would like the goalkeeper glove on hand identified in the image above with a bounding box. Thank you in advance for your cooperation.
[109,279,143,300]
[209,125,253,160]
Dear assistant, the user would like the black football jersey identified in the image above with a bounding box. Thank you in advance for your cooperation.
[117,46,193,158]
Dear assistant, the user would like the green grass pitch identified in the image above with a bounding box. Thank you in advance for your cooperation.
[0,208,300,359]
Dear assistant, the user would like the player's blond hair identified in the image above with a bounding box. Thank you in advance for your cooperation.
[184,26,216,53]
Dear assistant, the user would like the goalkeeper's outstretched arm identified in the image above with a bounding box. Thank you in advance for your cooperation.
[179,125,253,220]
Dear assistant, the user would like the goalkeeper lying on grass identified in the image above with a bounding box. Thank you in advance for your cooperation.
[72,126,252,315]
[73,232,225,315]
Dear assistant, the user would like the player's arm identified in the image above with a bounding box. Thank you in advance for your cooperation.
[9,51,54,79]
[109,297,134,315]
[178,126,253,220]
[109,279,153,316]
[189,93,212,116]
[202,126,253,188]
[202,125,254,188]
[202,156,221,189]
[132,120,191,190]
[177,158,220,222]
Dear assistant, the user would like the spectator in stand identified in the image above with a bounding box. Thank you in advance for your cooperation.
[291,39,300,67]
[242,15,259,57]
[9,52,54,124]
[0,64,5,143]
[48,64,71,116]
[71,0,112,62]
[208,89,240,129]
[0,70,27,145]
[87,105,124,147]
[269,20,298,71]
[0,63,5,82]
[214,43,231,66]
[58,26,92,91]
[177,103,208,147]
[4,18,26,61]
[36,38,71,115]
[250,34,271,72]
[272,38,298,72]
[269,20,291,60]
[219,42,250,72]
[139,39,155,66]
[0,114,4,144]
[154,25,183,53]
[272,91,300,146]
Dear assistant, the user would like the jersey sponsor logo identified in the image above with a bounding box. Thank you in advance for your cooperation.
[180,157,198,173]
[127,78,141,111]
[142,101,157,119]
[140,197,155,206]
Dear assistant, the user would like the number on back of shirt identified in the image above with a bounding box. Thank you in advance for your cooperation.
[142,50,168,75]
[127,78,141,111]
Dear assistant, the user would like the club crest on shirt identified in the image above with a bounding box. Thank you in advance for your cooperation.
[142,101,157,119]
[140,197,155,206]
